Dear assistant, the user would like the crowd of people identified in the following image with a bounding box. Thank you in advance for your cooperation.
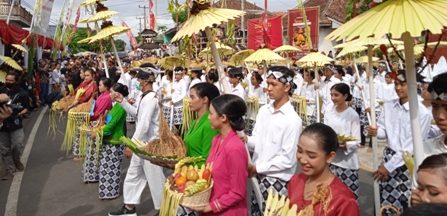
[1,50,447,216]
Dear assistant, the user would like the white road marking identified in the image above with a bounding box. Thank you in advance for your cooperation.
[4,107,47,216]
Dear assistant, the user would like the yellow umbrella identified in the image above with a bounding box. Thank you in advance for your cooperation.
[326,0,447,41]
[355,56,380,64]
[88,26,130,43]
[273,45,301,53]
[80,0,104,7]
[336,45,368,58]
[334,37,403,49]
[171,8,245,42]
[0,56,22,71]
[140,56,159,65]
[297,52,333,67]
[388,45,425,56]
[158,56,185,69]
[417,41,447,48]
[244,48,285,63]
[229,49,255,66]
[0,70,6,82]
[170,1,245,94]
[199,42,234,57]
[12,44,27,53]
[77,37,92,44]
[80,11,119,23]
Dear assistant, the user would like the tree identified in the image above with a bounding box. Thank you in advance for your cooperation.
[157,25,168,33]
[113,39,126,51]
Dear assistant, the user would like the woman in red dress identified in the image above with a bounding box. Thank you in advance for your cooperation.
[288,123,359,216]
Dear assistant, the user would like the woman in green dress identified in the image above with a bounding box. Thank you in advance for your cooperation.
[97,83,128,200]
[179,82,220,215]
[183,82,221,158]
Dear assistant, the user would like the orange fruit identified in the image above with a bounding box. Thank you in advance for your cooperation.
[175,176,187,187]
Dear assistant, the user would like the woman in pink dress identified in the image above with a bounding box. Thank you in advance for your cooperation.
[191,94,248,215]
[288,123,359,216]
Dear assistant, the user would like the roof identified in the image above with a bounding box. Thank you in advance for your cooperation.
[304,0,348,25]
[213,0,264,12]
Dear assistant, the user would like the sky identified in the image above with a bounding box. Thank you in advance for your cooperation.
[23,0,295,48]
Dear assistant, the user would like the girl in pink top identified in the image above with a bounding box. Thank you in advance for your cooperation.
[191,94,249,215]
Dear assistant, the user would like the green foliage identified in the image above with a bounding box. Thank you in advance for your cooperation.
[168,0,188,23]
[68,28,127,54]
[225,20,235,47]
[114,39,126,52]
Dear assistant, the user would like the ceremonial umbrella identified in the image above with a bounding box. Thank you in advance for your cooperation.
[80,10,118,23]
[0,70,6,82]
[11,44,27,53]
[158,56,185,69]
[87,26,129,43]
[273,45,301,53]
[0,56,22,71]
[199,42,234,58]
[171,0,245,94]
[229,49,255,66]
[80,0,104,7]
[388,45,425,57]
[244,48,285,63]
[336,45,368,58]
[333,38,403,49]
[297,52,334,123]
[297,52,333,67]
[326,0,447,213]
[355,56,380,64]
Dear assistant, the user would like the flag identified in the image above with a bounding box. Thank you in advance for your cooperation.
[122,21,138,50]
[247,15,283,50]
[148,0,155,30]
[31,0,55,35]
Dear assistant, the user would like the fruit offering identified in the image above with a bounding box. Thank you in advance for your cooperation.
[170,161,213,196]
[160,157,214,216]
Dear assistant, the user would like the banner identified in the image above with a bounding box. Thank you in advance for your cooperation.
[66,7,81,45]
[149,0,155,30]
[122,21,138,51]
[32,0,55,35]
[288,7,320,51]
[247,15,283,50]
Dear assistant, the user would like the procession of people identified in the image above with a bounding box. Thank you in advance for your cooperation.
[1,0,447,215]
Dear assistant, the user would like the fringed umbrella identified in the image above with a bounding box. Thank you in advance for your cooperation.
[273,45,301,53]
[229,49,255,66]
[199,42,234,58]
[87,25,130,43]
[12,44,27,53]
[80,10,118,23]
[158,56,185,69]
[0,56,22,71]
[171,0,245,94]
[244,48,285,63]
[80,0,105,7]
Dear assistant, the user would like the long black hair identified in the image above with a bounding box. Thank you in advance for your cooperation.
[211,94,247,131]
[112,83,129,97]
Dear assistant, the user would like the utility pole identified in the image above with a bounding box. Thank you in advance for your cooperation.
[138,5,148,29]
[136,16,144,33]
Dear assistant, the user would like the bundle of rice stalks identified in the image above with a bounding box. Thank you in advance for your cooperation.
[247,96,260,116]
[145,110,186,159]
[291,95,307,124]
[62,111,90,154]
[75,87,86,101]
[337,134,357,143]
[180,97,196,137]
[49,95,75,136]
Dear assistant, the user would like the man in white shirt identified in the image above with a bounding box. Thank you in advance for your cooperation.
[109,69,165,216]
[246,66,302,215]
[320,64,340,115]
[368,72,431,214]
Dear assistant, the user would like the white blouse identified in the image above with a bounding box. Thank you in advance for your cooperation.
[324,106,361,170]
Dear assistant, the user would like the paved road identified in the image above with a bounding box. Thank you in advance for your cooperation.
[0,107,374,216]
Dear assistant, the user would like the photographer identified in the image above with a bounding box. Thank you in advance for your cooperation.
[0,72,30,174]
